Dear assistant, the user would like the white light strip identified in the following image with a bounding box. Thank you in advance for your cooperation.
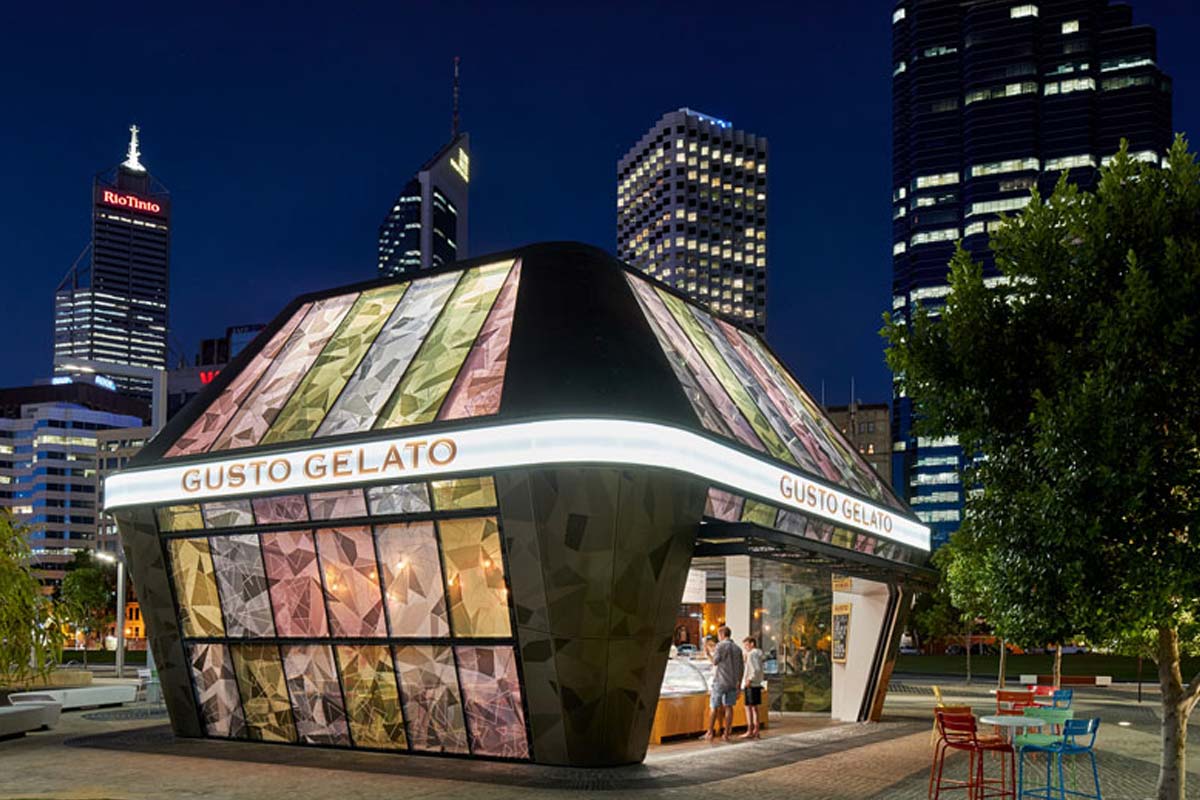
[104,419,930,551]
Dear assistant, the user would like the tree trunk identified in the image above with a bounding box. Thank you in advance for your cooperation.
[998,639,1008,689]
[1156,627,1198,800]
[1053,645,1061,687]
[964,624,972,685]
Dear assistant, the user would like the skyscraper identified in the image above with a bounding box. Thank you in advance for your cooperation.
[890,0,1173,547]
[378,60,470,277]
[617,108,768,334]
[54,125,171,402]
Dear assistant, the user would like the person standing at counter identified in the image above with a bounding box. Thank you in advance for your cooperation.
[741,636,765,740]
[705,626,744,742]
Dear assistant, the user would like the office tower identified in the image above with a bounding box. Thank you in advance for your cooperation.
[0,380,145,586]
[378,60,470,277]
[167,324,265,418]
[617,108,768,334]
[890,0,1172,547]
[826,401,892,484]
[53,125,171,402]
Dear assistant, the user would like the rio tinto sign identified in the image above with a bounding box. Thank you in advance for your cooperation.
[101,189,162,214]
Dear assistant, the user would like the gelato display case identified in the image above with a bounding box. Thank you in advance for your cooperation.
[649,657,768,743]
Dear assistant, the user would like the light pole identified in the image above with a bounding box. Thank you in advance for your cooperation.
[94,552,126,677]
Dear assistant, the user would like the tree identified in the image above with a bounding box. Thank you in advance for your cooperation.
[883,138,1200,800]
[60,558,114,667]
[0,511,60,683]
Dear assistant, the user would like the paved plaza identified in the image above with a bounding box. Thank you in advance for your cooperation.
[1,678,1198,799]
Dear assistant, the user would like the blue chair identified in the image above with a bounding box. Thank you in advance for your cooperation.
[1018,718,1101,799]
[1052,689,1073,709]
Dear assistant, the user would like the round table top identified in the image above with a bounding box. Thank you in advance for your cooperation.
[980,714,1048,728]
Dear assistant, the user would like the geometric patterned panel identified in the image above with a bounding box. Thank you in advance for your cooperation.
[251,495,310,525]
[314,527,387,638]
[336,645,406,750]
[157,504,203,532]
[393,644,469,753]
[374,260,514,428]
[262,284,408,445]
[261,531,329,638]
[202,499,254,529]
[167,538,225,638]
[166,301,313,456]
[704,487,745,522]
[282,644,350,746]
[366,482,432,516]
[308,489,368,521]
[455,645,529,758]
[230,644,296,742]
[209,534,275,638]
[624,271,906,511]
[376,522,449,637]
[439,259,522,420]
[439,517,512,637]
[187,642,246,739]
[430,476,497,511]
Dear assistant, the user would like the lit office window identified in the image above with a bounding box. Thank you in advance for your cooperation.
[1010,5,1037,18]
[1062,19,1079,33]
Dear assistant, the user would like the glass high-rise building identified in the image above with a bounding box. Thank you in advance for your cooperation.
[378,133,470,277]
[890,0,1173,548]
[617,108,768,334]
[54,125,171,403]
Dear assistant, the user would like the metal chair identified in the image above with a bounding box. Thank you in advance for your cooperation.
[1018,718,1101,800]
[931,710,1015,799]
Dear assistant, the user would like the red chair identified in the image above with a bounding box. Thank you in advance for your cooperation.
[996,690,1035,715]
[1027,685,1057,705]
[930,710,1015,799]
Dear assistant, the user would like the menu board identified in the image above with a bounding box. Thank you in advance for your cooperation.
[831,603,852,664]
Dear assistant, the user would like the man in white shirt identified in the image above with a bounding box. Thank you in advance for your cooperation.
[741,636,765,739]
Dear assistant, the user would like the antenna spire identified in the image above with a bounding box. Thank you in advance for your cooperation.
[122,124,145,172]
[452,56,461,138]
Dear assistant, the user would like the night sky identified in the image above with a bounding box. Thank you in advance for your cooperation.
[3,1,1199,406]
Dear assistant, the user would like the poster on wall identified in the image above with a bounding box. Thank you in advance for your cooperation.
[831,603,852,664]
[831,574,853,592]
[682,569,707,603]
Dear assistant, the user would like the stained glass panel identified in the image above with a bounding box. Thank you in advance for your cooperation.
[202,499,254,529]
[261,531,329,638]
[455,645,529,758]
[231,644,296,742]
[282,644,350,745]
[263,284,407,444]
[704,487,745,522]
[317,271,461,436]
[393,645,468,753]
[157,504,203,532]
[336,645,406,749]
[439,259,522,420]
[168,538,225,637]
[366,482,431,515]
[375,260,513,428]
[308,488,368,521]
[209,534,275,638]
[167,302,312,456]
[251,494,309,524]
[430,476,497,511]
[315,527,387,637]
[439,517,511,637]
[187,643,246,739]
[376,522,449,637]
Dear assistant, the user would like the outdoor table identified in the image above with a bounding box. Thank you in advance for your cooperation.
[980,714,1047,743]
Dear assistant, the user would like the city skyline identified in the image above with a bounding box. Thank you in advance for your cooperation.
[2,1,1199,409]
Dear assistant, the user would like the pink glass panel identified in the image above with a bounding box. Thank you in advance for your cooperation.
[704,488,745,522]
[212,294,357,451]
[261,531,329,638]
[439,259,522,419]
[252,495,309,524]
[455,645,529,758]
[376,522,449,637]
[315,527,387,637]
[308,489,368,521]
[167,302,312,456]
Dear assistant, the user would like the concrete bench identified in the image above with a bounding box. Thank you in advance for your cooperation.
[0,702,62,740]
[8,683,136,710]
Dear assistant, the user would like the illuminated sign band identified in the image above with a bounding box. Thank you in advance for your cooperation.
[102,190,162,214]
[104,419,930,550]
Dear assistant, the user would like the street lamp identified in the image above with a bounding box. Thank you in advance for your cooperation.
[94,551,126,678]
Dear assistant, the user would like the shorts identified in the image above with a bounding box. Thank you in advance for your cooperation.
[710,688,738,708]
[744,686,763,706]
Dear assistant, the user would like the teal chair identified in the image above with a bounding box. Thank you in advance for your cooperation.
[1018,718,1102,800]
[1052,689,1073,709]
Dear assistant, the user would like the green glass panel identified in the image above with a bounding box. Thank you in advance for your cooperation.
[263,284,408,444]
[157,504,203,532]
[430,476,497,511]
[656,288,794,463]
[337,644,407,749]
[374,260,513,428]
[231,644,296,742]
[740,499,779,527]
[439,517,511,637]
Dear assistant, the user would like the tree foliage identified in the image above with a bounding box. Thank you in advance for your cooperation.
[0,511,60,683]
[884,138,1200,799]
[60,558,114,662]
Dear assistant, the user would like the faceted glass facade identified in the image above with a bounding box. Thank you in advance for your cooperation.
[160,476,529,758]
[167,259,521,457]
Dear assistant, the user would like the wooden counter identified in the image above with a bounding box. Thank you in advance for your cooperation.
[649,688,768,744]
